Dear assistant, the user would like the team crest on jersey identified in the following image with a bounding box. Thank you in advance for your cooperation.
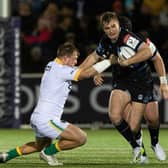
[124,35,139,49]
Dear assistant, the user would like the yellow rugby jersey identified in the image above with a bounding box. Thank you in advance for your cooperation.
[33,58,81,118]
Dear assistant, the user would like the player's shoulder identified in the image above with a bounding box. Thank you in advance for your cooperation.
[121,28,140,41]
[120,28,142,49]
[96,34,112,58]
[45,60,64,73]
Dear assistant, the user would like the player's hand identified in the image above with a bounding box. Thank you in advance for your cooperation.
[118,57,129,66]
[93,74,104,86]
[160,84,168,99]
[109,54,118,64]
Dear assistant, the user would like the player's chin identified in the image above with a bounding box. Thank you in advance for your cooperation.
[108,34,117,40]
[71,64,76,67]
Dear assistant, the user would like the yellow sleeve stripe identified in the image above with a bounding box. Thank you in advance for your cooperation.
[55,142,61,151]
[16,147,22,155]
[73,68,82,81]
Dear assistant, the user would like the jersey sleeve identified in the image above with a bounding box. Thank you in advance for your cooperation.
[59,66,81,81]
[96,36,111,58]
[123,32,143,51]
[146,39,158,60]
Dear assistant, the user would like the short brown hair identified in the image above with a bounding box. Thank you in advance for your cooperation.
[100,11,119,27]
[57,42,79,57]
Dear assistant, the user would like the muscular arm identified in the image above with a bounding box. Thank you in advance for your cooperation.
[79,51,100,69]
[152,52,166,77]
[119,43,152,66]
[78,58,113,80]
[78,67,99,80]
[152,52,168,99]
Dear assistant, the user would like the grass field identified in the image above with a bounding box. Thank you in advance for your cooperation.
[0,128,168,168]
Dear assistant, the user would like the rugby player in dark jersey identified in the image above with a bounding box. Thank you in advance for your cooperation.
[80,11,168,163]
[94,16,167,163]
[119,16,167,162]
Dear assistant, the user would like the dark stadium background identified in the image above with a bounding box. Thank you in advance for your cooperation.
[0,0,168,127]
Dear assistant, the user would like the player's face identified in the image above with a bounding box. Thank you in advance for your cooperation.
[67,51,79,67]
[103,19,120,40]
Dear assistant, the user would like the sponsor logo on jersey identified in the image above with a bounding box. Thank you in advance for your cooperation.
[138,94,143,100]
[45,65,51,71]
[126,36,139,49]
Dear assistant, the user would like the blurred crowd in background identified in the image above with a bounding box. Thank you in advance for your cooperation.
[12,0,168,73]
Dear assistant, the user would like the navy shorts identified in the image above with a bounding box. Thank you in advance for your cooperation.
[112,80,154,104]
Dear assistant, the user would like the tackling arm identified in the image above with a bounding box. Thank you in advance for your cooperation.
[78,56,114,80]
[78,57,114,80]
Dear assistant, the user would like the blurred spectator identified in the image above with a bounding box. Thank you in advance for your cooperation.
[160,2,168,27]
[143,0,165,16]
[111,0,125,16]
[22,14,53,72]
[124,0,135,16]
[83,0,112,16]
[31,0,45,16]
[11,0,168,73]
[17,2,37,34]
[40,2,59,31]
[20,2,60,72]
[76,0,85,19]
[23,14,52,45]
[132,1,152,32]
[147,16,168,54]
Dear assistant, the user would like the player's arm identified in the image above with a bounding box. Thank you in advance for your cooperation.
[152,52,168,99]
[119,43,152,66]
[79,51,100,69]
[77,56,114,80]
[127,43,152,64]
[152,52,166,78]
[79,35,118,69]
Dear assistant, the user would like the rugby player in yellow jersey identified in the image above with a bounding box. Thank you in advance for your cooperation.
[0,42,114,166]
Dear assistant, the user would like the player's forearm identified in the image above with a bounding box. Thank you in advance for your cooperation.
[78,67,99,80]
[153,54,166,77]
[78,59,111,80]
[127,47,152,65]
[153,54,168,98]
[79,51,99,69]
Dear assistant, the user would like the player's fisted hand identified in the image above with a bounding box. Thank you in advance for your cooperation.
[109,54,118,64]
[93,74,104,86]
[160,84,168,99]
[118,57,129,66]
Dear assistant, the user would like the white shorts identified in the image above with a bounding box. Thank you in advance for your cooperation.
[30,113,69,139]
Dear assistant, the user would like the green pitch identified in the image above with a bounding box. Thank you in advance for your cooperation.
[0,128,168,168]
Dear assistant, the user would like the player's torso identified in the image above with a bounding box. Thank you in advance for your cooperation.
[34,61,74,118]
[96,29,153,83]
[40,61,72,103]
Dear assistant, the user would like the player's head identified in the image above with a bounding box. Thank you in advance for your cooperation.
[118,16,132,31]
[100,11,120,41]
[57,42,79,66]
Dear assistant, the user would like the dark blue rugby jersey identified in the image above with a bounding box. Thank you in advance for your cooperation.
[96,28,153,83]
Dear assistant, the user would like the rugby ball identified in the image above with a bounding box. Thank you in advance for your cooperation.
[118,46,135,60]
